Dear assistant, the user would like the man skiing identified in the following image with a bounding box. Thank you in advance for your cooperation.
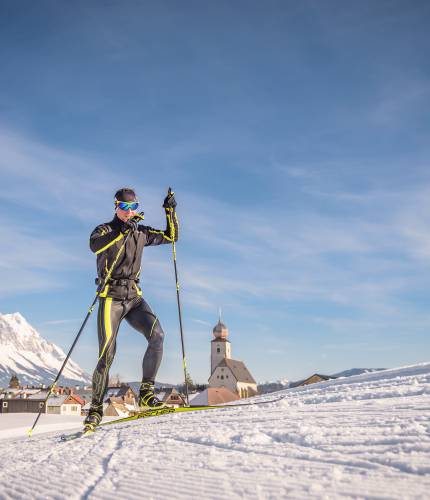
[84,187,178,431]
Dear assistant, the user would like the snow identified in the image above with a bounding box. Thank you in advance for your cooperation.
[0,362,429,499]
[0,413,83,440]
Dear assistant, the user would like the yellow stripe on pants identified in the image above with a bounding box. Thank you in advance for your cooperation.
[98,297,113,361]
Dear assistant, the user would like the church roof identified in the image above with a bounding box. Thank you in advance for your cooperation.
[214,320,227,330]
[213,320,228,333]
[216,359,256,384]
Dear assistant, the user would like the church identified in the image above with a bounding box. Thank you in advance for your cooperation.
[208,318,258,398]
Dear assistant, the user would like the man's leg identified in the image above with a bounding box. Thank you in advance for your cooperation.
[125,297,165,408]
[85,297,123,428]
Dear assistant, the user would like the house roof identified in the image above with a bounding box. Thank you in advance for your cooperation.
[106,401,129,417]
[290,374,336,388]
[190,387,239,406]
[214,359,257,384]
[105,385,137,398]
[47,395,68,407]
[64,394,85,405]
[27,391,49,400]
[213,320,228,332]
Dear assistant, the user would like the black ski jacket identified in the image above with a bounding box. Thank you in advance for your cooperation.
[90,209,179,300]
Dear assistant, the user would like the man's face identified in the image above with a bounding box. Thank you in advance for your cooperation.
[115,199,139,222]
[116,206,137,222]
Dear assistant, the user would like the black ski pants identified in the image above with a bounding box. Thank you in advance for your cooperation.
[91,296,164,407]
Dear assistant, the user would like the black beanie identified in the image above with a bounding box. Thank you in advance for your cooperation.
[114,188,137,202]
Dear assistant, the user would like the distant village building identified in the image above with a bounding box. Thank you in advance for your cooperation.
[0,397,45,414]
[190,387,239,406]
[46,393,85,415]
[104,385,137,408]
[8,374,19,389]
[156,388,187,408]
[82,385,138,417]
[104,401,129,417]
[0,386,87,414]
[208,318,258,399]
[290,374,336,388]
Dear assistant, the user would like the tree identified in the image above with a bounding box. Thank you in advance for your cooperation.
[178,371,195,393]
[108,373,122,387]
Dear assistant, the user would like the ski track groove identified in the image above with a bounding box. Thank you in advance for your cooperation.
[80,430,124,499]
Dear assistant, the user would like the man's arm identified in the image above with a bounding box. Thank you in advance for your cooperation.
[142,207,179,247]
[89,224,123,254]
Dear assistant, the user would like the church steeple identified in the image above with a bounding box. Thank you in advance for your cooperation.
[9,374,19,389]
[211,312,231,374]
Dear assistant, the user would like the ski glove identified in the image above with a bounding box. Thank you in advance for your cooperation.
[163,191,177,210]
[121,219,138,233]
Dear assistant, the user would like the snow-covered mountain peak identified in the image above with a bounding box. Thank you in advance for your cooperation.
[0,312,91,386]
[0,312,44,348]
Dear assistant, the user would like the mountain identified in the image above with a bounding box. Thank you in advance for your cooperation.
[257,378,289,394]
[0,312,91,387]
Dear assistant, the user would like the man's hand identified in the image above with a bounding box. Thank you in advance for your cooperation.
[163,189,177,209]
[121,219,138,233]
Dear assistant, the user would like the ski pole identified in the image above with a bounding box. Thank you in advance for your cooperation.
[27,216,142,437]
[166,188,189,406]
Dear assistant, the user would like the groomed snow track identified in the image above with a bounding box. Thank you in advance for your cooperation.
[0,362,429,499]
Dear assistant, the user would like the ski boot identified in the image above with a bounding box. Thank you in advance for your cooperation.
[83,404,103,433]
[138,381,166,409]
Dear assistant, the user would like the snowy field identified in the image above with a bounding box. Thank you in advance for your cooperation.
[0,363,429,499]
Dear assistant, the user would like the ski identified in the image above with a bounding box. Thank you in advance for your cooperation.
[101,395,284,428]
[59,396,284,441]
[60,428,95,442]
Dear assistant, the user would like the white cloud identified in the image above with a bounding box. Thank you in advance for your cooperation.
[2,124,430,329]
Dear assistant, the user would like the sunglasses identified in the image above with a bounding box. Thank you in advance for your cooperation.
[115,200,139,211]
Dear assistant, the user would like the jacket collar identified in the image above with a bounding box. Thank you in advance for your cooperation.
[111,214,122,229]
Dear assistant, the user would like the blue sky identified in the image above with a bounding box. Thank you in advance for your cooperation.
[1,0,429,384]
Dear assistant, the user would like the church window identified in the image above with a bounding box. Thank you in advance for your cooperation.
[217,348,220,353]
[221,375,224,380]
[226,375,228,378]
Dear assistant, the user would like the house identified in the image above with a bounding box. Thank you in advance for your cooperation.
[208,319,258,398]
[290,374,336,388]
[104,385,137,406]
[46,393,85,415]
[0,398,46,414]
[190,387,239,406]
[81,385,138,417]
[104,401,129,417]
[0,387,46,413]
[156,388,186,408]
